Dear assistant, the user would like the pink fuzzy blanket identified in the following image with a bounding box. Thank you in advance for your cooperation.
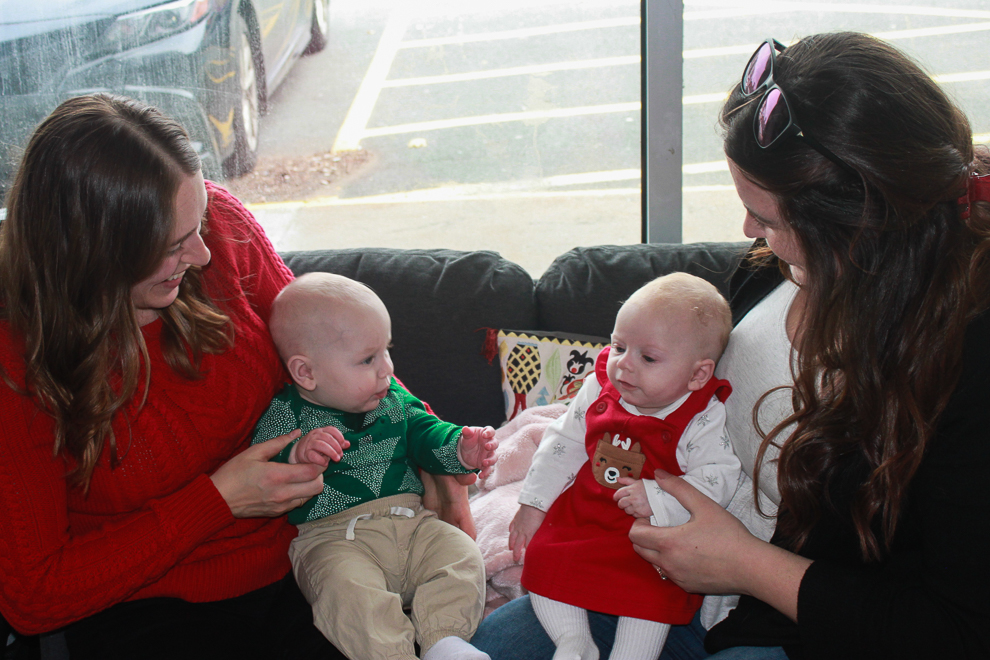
[469,404,567,617]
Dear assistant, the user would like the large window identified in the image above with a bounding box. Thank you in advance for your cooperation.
[2,1,988,275]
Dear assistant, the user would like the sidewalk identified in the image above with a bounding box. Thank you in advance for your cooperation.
[247,186,745,276]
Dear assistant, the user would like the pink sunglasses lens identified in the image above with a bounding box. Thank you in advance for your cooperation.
[743,42,773,94]
[756,88,790,147]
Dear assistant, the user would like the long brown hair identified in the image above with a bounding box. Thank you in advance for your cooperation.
[0,94,233,490]
[721,33,990,561]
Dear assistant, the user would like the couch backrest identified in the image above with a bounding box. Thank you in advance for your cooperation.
[281,248,536,428]
[537,242,750,337]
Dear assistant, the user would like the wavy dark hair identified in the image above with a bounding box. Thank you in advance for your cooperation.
[721,33,990,561]
[0,94,233,490]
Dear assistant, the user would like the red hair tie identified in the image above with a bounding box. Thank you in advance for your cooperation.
[958,173,990,219]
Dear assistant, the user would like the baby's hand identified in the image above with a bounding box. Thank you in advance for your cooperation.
[457,426,498,479]
[288,426,349,467]
[508,504,547,562]
[614,478,653,518]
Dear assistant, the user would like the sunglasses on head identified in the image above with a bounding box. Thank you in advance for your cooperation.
[741,39,858,178]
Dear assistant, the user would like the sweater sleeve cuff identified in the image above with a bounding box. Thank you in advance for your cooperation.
[158,474,236,548]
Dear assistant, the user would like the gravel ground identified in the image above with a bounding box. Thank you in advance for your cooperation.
[223,148,371,204]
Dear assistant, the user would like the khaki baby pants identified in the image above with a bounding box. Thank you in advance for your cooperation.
[290,493,486,660]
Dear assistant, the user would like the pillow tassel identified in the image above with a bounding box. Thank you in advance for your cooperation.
[479,327,500,364]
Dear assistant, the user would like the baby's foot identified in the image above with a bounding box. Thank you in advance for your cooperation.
[421,635,491,660]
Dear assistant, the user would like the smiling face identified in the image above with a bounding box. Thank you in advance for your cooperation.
[130,170,211,326]
[729,159,808,285]
[302,296,395,413]
[606,298,711,415]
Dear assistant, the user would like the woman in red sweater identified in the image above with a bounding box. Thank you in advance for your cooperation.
[0,94,458,658]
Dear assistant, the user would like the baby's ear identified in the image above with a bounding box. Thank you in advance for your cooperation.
[287,355,317,391]
[686,358,716,391]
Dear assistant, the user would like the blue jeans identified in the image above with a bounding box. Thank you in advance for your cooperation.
[471,595,787,660]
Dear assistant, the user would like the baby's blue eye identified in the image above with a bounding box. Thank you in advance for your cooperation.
[642,356,656,363]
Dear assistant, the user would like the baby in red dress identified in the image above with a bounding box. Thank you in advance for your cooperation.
[508,272,740,660]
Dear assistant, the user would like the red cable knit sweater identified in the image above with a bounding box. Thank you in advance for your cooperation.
[0,183,296,635]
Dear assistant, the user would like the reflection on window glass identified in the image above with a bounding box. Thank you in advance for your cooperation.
[0,0,329,191]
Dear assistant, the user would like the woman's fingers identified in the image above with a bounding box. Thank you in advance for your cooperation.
[630,517,667,561]
[253,428,302,459]
[211,431,325,518]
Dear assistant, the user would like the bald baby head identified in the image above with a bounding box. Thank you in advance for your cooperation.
[269,272,388,363]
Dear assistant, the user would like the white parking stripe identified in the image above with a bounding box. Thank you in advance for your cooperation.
[684,2,990,21]
[687,23,990,60]
[381,56,641,87]
[360,102,641,138]
[398,16,640,49]
[936,71,990,84]
[545,170,640,186]
[874,21,990,40]
[332,6,412,152]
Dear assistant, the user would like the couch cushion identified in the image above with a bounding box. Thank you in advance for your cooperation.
[536,242,751,338]
[281,248,537,428]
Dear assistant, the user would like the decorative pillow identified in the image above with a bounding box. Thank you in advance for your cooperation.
[496,330,609,422]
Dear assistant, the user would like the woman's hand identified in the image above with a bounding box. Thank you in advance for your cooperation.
[210,430,326,518]
[629,469,810,621]
[421,471,478,539]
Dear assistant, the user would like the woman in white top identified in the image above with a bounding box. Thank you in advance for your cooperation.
[474,31,990,660]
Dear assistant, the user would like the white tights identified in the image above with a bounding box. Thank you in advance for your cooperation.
[530,593,670,660]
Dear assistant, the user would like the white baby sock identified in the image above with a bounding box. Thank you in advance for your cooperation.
[421,635,491,660]
[608,616,669,660]
[530,593,600,660]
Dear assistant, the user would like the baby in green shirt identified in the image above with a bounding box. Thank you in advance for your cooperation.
[252,272,497,660]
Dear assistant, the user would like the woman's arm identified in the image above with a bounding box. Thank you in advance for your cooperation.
[421,471,478,538]
[791,312,990,659]
[629,470,811,621]
[0,383,229,633]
